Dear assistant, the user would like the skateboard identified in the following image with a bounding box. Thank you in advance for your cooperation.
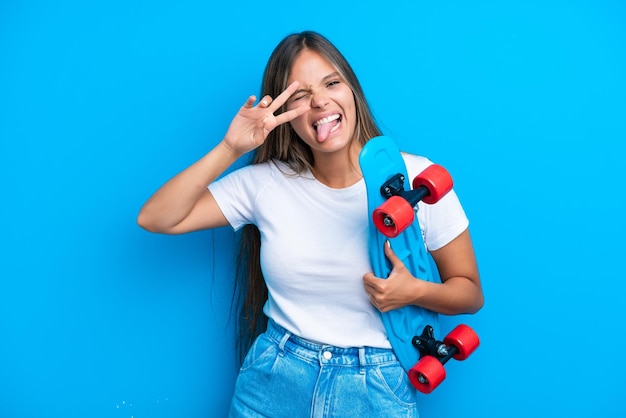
[359,136,479,393]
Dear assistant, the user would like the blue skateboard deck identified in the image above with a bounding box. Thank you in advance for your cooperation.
[359,136,440,373]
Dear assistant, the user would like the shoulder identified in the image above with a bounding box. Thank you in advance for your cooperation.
[214,160,311,194]
[223,159,294,180]
[246,159,302,175]
[400,152,434,178]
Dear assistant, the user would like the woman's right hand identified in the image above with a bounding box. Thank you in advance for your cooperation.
[222,81,310,156]
[137,82,310,234]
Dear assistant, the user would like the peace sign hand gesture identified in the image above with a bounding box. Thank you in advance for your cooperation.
[223,81,309,156]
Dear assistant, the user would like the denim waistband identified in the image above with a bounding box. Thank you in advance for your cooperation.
[265,320,398,367]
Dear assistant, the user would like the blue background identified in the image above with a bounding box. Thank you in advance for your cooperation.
[1,1,625,417]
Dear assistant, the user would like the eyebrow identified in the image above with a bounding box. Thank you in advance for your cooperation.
[322,71,341,82]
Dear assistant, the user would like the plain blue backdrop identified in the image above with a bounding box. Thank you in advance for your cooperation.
[1,0,625,417]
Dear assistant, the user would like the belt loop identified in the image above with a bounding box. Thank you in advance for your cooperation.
[278,329,291,356]
[358,347,366,374]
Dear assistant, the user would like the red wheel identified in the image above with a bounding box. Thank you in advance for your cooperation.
[408,356,446,394]
[443,324,480,361]
[412,164,453,204]
[373,196,414,238]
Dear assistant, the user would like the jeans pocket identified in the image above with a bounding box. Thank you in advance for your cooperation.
[374,362,418,407]
[240,333,278,373]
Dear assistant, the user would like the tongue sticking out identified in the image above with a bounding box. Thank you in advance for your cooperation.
[316,121,335,142]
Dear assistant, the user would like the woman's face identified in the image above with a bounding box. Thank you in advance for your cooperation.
[286,49,357,157]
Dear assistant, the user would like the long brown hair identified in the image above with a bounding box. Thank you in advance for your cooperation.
[233,31,382,362]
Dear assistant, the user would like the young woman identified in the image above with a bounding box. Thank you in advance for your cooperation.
[138,31,483,417]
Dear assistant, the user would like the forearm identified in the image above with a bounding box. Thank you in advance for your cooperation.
[137,141,241,233]
[411,275,484,316]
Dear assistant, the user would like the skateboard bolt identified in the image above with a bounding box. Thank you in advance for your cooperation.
[418,374,428,384]
[383,215,395,227]
[436,345,449,356]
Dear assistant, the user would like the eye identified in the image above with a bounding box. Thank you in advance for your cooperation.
[327,80,340,88]
[290,93,309,102]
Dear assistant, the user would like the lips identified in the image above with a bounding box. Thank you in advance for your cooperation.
[313,113,341,142]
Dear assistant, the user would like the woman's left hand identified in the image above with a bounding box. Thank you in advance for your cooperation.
[362,242,419,313]
[363,229,484,315]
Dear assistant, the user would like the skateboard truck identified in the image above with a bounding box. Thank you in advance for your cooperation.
[412,325,458,366]
[380,173,430,211]
[408,324,479,393]
[374,166,453,238]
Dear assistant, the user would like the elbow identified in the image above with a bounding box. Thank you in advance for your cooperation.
[466,293,485,315]
[136,208,180,234]
[136,209,160,233]
[136,211,151,232]
[464,273,484,314]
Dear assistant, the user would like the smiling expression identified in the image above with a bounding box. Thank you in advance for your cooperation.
[286,49,357,157]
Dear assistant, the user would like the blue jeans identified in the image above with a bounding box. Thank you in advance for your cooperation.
[229,320,419,417]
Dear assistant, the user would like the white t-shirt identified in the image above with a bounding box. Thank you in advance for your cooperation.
[208,153,468,348]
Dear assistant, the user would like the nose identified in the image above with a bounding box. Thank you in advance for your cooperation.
[310,91,329,109]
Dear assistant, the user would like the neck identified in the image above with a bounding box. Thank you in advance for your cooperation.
[311,142,363,189]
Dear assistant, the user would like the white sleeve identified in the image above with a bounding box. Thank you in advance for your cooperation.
[207,162,272,231]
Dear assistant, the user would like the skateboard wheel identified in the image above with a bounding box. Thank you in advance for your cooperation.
[443,324,480,361]
[408,356,446,394]
[373,196,414,238]
[412,164,453,204]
